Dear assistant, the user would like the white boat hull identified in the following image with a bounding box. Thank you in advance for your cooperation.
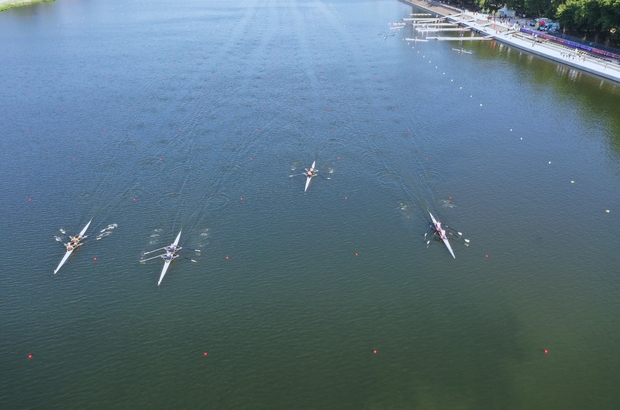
[54,250,73,274]
[158,230,182,286]
[429,212,455,259]
[158,260,172,286]
[304,161,315,192]
[53,219,92,274]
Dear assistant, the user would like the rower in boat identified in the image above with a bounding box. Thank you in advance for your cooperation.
[424,212,469,258]
[434,219,447,239]
[307,167,315,177]
[54,219,92,274]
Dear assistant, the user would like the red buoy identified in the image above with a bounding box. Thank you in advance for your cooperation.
[93,257,97,261]
[203,352,208,356]
[373,350,377,354]
[543,349,548,354]
[28,354,33,359]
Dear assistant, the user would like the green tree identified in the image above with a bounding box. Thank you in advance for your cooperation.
[556,0,620,43]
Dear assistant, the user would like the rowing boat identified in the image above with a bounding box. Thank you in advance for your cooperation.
[429,212,455,258]
[158,230,182,286]
[54,219,92,274]
[304,161,315,192]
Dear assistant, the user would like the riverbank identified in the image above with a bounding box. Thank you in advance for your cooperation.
[400,0,620,84]
[0,0,54,13]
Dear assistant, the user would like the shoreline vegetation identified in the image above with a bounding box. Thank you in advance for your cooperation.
[0,0,55,13]
[400,0,620,83]
[454,0,618,47]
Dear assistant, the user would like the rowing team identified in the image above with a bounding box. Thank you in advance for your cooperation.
[433,219,448,240]
[307,167,315,177]
[65,235,85,251]
[163,243,181,260]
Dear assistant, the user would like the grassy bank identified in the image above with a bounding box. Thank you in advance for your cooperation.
[0,0,55,13]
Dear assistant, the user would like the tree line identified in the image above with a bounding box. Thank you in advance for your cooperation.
[467,0,620,45]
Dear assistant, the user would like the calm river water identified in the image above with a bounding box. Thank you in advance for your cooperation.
[1,0,619,408]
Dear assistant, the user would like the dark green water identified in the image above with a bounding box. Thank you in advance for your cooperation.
[1,0,619,408]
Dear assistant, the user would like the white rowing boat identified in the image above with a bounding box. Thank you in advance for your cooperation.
[158,230,182,286]
[452,48,473,54]
[304,161,316,192]
[54,219,92,274]
[429,212,455,258]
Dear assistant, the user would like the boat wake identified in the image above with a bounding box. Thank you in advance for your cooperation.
[95,223,118,241]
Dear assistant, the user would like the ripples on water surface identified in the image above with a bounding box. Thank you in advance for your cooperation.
[1,0,619,408]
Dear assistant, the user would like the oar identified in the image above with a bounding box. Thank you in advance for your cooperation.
[445,225,470,243]
[444,225,464,237]
[425,232,435,247]
[424,225,434,239]
[140,254,165,263]
[446,231,470,244]
[142,247,165,256]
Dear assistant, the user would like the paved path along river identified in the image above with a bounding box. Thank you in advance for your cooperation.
[402,0,620,82]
